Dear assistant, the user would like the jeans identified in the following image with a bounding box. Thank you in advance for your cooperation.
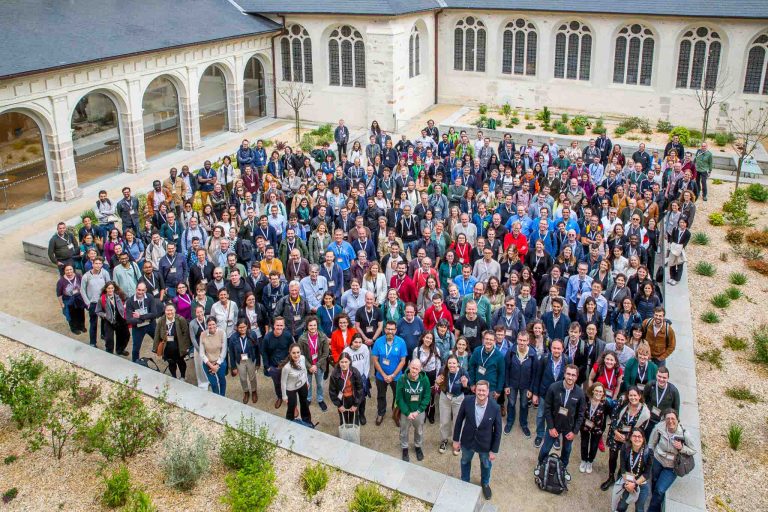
[538,432,574,468]
[612,478,650,512]
[696,172,708,199]
[506,387,529,429]
[375,378,398,416]
[535,400,547,438]
[87,303,100,346]
[130,322,155,362]
[268,366,282,399]
[648,459,677,512]
[206,360,228,396]
[307,366,325,403]
[460,447,492,486]
[403,240,419,260]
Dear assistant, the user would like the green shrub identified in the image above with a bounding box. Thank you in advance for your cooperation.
[697,348,724,369]
[349,484,402,512]
[619,116,651,134]
[2,488,18,504]
[714,133,729,147]
[535,106,551,124]
[656,120,673,133]
[746,183,768,202]
[83,377,168,461]
[125,490,157,512]
[561,113,569,124]
[693,261,716,277]
[508,116,520,126]
[669,126,691,146]
[525,123,536,130]
[223,459,278,512]
[723,188,753,227]
[478,104,488,115]
[708,212,725,226]
[301,463,330,500]
[725,385,760,403]
[615,127,628,136]
[688,128,703,140]
[219,415,276,471]
[712,178,724,184]
[700,311,721,324]
[300,133,315,153]
[691,232,710,245]
[573,124,586,135]
[723,334,748,351]
[727,424,743,450]
[710,293,731,309]
[102,466,132,508]
[728,272,747,285]
[725,228,744,246]
[724,287,743,301]
[309,124,333,138]
[0,354,47,429]
[161,423,210,491]
[753,325,768,365]
[689,137,701,147]
[3,455,18,465]
[500,103,512,118]
[571,115,590,129]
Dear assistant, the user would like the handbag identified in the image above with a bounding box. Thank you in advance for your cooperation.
[673,427,695,477]
[155,337,167,358]
[339,410,361,445]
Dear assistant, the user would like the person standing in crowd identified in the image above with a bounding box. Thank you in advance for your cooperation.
[56,264,86,335]
[469,331,506,407]
[372,321,408,426]
[452,379,502,500]
[436,354,469,454]
[199,315,228,395]
[262,316,294,408]
[642,366,680,438]
[611,428,653,512]
[298,317,330,411]
[96,281,130,356]
[228,318,260,404]
[503,331,537,437]
[395,359,431,462]
[536,364,586,482]
[642,307,676,365]
[152,303,190,379]
[647,410,696,512]
[48,222,80,275]
[81,256,110,347]
[329,352,364,426]
[280,343,312,424]
[125,282,163,362]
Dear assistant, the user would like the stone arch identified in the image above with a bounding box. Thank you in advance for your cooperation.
[141,74,184,159]
[198,62,232,138]
[244,53,272,122]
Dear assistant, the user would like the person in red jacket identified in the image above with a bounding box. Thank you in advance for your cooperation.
[423,293,455,331]
[390,260,417,304]
[503,221,529,258]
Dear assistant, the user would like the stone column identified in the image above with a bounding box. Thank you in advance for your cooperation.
[180,67,203,151]
[122,79,148,173]
[48,95,81,201]
[228,57,247,133]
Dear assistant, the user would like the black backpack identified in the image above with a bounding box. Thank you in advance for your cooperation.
[535,454,568,494]
[235,238,255,265]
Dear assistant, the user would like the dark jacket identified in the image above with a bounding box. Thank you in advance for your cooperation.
[124,295,163,327]
[329,365,365,408]
[533,354,566,397]
[541,311,571,343]
[227,331,260,369]
[543,380,587,434]
[152,316,191,355]
[504,346,538,391]
[452,396,502,454]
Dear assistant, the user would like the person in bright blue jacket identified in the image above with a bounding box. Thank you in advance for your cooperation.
[468,330,506,399]
[504,331,538,436]
[236,139,256,170]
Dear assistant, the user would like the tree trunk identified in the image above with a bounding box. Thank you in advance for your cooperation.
[701,108,710,141]
[294,109,300,143]
[735,155,743,190]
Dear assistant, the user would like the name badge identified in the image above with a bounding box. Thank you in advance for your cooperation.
[623,473,636,483]
[636,383,645,392]
[651,406,661,418]
[328,280,335,287]
[337,257,343,263]
[72,287,80,294]
[382,358,390,366]
[337,391,344,401]
[173,234,178,240]
[129,209,135,215]
[621,425,631,434]
[366,326,374,334]
[410,394,419,402]
[271,303,276,310]
[584,419,595,429]
[241,354,248,361]
[446,393,454,400]
[294,315,301,322]
[477,366,486,375]
[406,231,413,236]
[167,335,174,342]
[201,278,208,284]
[170,267,177,273]
[505,329,513,337]
[558,406,569,416]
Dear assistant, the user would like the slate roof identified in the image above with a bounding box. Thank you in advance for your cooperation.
[239,0,768,19]
[0,0,281,79]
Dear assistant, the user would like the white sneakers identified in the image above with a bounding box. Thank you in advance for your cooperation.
[579,461,588,473]
[667,278,677,286]
[586,462,593,474]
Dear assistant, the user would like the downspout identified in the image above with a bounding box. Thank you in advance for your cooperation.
[434,9,442,105]
[270,15,288,118]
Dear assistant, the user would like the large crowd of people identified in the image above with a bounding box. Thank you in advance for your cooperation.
[49,118,704,509]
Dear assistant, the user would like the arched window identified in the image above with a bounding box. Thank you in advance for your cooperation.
[328,25,366,88]
[280,25,313,83]
[502,18,537,76]
[676,27,721,90]
[744,33,768,95]
[454,17,486,72]
[613,24,655,86]
[554,21,592,81]
[409,26,421,78]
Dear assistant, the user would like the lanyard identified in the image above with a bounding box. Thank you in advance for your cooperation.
[563,387,571,406]
[629,450,642,472]
[324,306,335,322]
[552,358,561,377]
[308,333,318,354]
[384,341,395,359]
[655,383,668,406]
[638,364,647,383]
[604,368,616,389]
[625,405,639,424]
[405,377,421,394]
[364,308,375,325]
[166,320,174,336]
[341,369,351,391]
[165,255,176,267]
[480,348,495,367]
[448,371,460,393]
[589,402,598,418]
[239,336,248,354]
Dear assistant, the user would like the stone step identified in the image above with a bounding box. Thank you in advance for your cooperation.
[479,502,498,512]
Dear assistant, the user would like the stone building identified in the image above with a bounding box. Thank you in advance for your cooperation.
[1,0,767,210]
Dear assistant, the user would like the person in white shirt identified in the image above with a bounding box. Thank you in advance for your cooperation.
[472,247,501,284]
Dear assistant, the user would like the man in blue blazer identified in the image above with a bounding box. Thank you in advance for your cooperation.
[452,380,502,500]
[541,297,571,342]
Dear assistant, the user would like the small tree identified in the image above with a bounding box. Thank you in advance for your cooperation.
[728,103,768,190]
[694,71,732,141]
[277,82,312,143]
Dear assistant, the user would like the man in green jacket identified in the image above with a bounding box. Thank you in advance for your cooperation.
[693,141,713,201]
[395,359,431,462]
[468,330,506,400]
